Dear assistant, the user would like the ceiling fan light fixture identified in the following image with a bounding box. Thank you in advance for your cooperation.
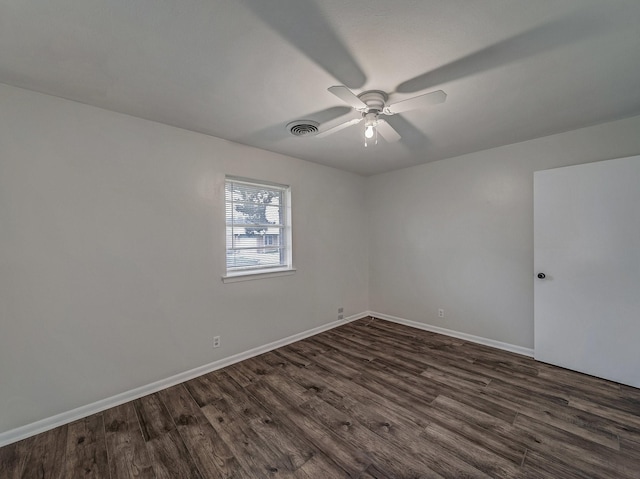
[364,124,375,139]
[364,111,378,147]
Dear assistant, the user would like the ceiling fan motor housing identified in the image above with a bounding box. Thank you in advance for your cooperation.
[358,90,388,113]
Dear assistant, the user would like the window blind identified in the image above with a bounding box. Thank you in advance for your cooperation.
[225,177,292,274]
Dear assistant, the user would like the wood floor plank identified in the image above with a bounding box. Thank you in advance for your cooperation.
[619,435,640,464]
[256,351,289,368]
[0,437,34,479]
[183,371,228,407]
[537,363,621,394]
[288,361,432,434]
[568,394,640,433]
[358,464,394,479]
[492,362,540,380]
[297,398,439,479]
[358,357,440,400]
[352,319,467,353]
[346,318,443,345]
[412,342,534,383]
[250,362,449,478]
[340,323,439,360]
[377,358,517,423]
[334,396,495,478]
[311,333,377,363]
[460,341,536,368]
[420,421,527,478]
[300,365,526,477]
[432,351,632,433]
[245,380,373,477]
[324,327,373,348]
[514,412,638,479]
[283,343,519,454]
[64,414,109,478]
[299,395,484,478]
[145,429,203,479]
[203,374,317,473]
[280,341,325,362]
[272,347,314,368]
[223,357,270,387]
[620,384,640,403]
[158,384,245,478]
[297,335,445,409]
[519,449,592,479]
[104,402,155,479]
[390,347,495,387]
[516,405,620,450]
[425,395,527,465]
[260,365,315,406]
[201,398,298,478]
[2,317,640,479]
[292,453,347,479]
[19,425,68,479]
[487,374,569,408]
[133,393,176,441]
[483,379,622,449]
[302,341,366,380]
[420,366,490,392]
[433,391,632,479]
[476,356,619,404]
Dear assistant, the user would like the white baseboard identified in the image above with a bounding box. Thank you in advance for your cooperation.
[0,312,368,448]
[367,311,534,358]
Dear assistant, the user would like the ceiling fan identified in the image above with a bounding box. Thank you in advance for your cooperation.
[317,86,447,146]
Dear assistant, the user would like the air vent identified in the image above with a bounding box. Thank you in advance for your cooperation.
[287,120,319,137]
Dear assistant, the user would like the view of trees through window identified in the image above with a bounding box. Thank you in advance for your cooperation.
[225,178,290,272]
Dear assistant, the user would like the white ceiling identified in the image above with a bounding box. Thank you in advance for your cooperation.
[1,0,639,176]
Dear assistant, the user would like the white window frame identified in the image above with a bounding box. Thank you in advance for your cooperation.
[222,176,294,283]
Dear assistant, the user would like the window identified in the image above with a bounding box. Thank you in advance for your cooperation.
[224,177,293,280]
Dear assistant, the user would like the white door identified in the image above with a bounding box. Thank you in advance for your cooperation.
[534,155,640,388]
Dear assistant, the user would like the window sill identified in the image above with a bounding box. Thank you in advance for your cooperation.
[222,268,297,284]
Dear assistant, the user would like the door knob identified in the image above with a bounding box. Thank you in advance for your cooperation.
[537,273,546,279]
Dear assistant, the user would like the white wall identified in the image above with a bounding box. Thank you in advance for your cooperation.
[0,84,368,434]
[367,114,640,349]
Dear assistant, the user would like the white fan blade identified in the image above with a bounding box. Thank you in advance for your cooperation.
[316,117,362,138]
[387,90,447,114]
[328,86,367,109]
[377,119,402,142]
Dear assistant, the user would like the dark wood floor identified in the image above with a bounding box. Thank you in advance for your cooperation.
[2,317,640,478]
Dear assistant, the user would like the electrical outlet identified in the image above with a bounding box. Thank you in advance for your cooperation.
[213,336,221,348]
[438,309,444,318]
[338,314,344,320]
[338,307,344,314]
